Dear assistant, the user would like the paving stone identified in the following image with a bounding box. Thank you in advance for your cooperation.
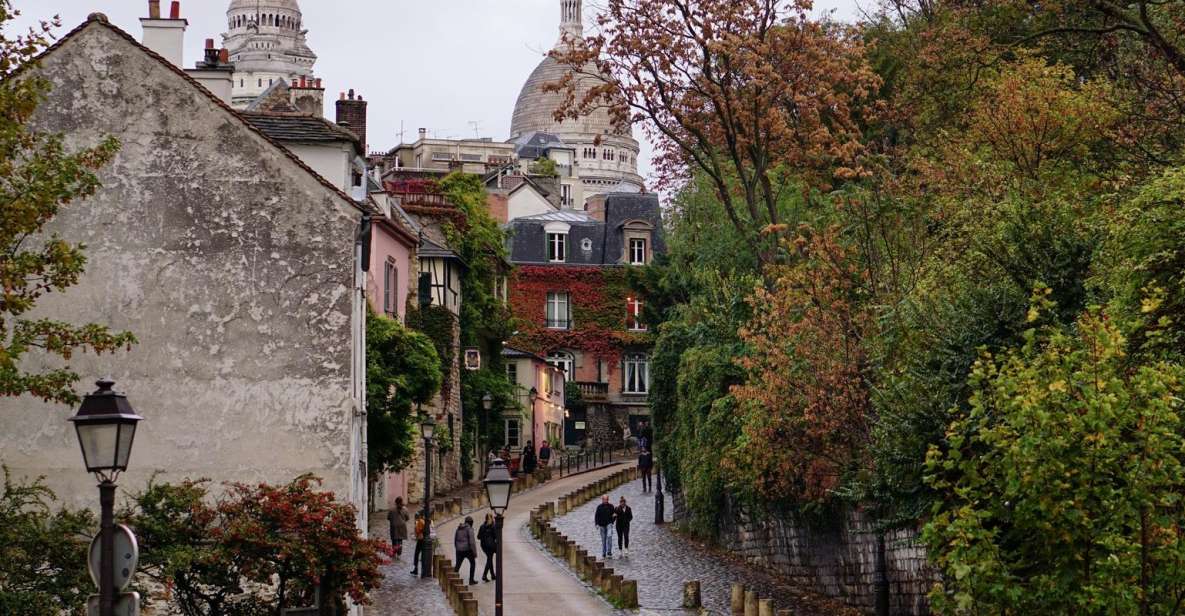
[365,517,454,616]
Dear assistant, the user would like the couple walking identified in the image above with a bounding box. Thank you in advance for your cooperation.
[593,495,634,558]
[452,514,499,585]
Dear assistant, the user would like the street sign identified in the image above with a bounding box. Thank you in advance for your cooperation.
[87,591,140,616]
[88,523,139,591]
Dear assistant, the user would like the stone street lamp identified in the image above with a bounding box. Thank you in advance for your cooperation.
[484,458,513,616]
[69,378,143,616]
[419,413,436,578]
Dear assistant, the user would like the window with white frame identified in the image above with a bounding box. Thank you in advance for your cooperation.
[505,418,521,448]
[546,292,571,329]
[629,238,647,265]
[548,351,574,378]
[506,362,518,385]
[547,232,567,262]
[561,184,572,208]
[623,353,649,394]
[627,297,646,331]
[383,259,398,316]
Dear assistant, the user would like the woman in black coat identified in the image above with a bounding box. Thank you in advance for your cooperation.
[478,513,498,582]
[615,496,634,556]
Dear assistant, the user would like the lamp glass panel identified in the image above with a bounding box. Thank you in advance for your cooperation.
[115,422,137,469]
[77,423,118,471]
[421,421,435,440]
[485,481,511,511]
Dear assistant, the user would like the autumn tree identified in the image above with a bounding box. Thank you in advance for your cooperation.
[0,2,133,405]
[730,226,873,503]
[550,0,881,253]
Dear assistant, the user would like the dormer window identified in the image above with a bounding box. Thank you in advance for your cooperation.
[629,238,647,265]
[548,233,567,262]
[544,221,572,263]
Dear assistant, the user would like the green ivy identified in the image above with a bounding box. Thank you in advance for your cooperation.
[366,308,441,475]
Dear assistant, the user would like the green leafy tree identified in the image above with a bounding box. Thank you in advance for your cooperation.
[0,467,93,616]
[367,308,441,475]
[924,298,1185,614]
[527,157,557,177]
[0,2,133,405]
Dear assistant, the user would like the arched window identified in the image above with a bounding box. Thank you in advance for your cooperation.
[548,351,575,380]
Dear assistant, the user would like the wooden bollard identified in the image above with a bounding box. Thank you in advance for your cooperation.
[745,589,758,616]
[683,580,702,608]
[600,567,614,593]
[568,543,581,569]
[463,597,479,616]
[619,579,639,608]
[557,497,568,515]
[759,598,774,616]
[608,573,623,599]
[731,583,746,615]
[775,610,793,616]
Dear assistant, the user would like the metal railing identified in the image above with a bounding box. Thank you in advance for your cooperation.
[556,446,616,478]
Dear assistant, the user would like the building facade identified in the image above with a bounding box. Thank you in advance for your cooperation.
[509,0,645,204]
[502,347,568,457]
[506,194,663,447]
[0,14,369,532]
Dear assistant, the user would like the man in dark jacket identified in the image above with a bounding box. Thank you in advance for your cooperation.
[522,441,537,474]
[594,495,617,558]
[638,448,654,492]
[478,513,497,582]
[453,516,478,585]
[539,440,552,468]
[615,496,634,556]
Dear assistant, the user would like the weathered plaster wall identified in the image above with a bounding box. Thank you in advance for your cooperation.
[0,22,363,511]
[288,142,352,193]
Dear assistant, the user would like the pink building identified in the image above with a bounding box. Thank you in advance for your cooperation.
[503,346,568,463]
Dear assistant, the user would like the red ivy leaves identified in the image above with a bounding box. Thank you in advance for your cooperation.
[509,265,652,361]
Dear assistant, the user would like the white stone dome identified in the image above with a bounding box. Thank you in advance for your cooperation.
[510,55,629,141]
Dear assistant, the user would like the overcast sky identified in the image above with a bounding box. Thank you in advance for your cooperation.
[12,0,865,182]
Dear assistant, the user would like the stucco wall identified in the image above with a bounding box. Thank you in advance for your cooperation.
[288,142,352,193]
[0,21,363,511]
[367,223,413,322]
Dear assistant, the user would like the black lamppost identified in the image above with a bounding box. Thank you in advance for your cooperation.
[419,413,436,578]
[528,387,538,460]
[654,429,664,524]
[484,458,513,616]
[481,394,493,475]
[69,378,143,616]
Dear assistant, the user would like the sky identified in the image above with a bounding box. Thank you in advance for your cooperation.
[11,0,865,182]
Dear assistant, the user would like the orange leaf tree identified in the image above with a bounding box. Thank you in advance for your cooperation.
[730,226,873,503]
[549,0,880,255]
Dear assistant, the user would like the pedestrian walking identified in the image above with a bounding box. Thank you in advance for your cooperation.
[453,516,478,585]
[410,512,426,575]
[539,440,552,468]
[638,448,654,492]
[615,496,633,556]
[478,512,498,582]
[594,495,617,558]
[522,440,538,474]
[387,497,409,559]
[638,420,654,451]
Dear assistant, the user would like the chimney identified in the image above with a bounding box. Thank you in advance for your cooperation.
[335,88,369,152]
[186,30,233,103]
[418,127,427,140]
[140,0,187,68]
[289,75,325,116]
[202,38,218,66]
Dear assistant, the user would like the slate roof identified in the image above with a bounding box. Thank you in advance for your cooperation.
[241,112,362,154]
[507,192,663,265]
[511,131,571,160]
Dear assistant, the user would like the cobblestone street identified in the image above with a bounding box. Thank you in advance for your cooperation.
[365,516,455,616]
[551,473,847,615]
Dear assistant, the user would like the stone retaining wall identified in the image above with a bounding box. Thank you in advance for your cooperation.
[676,492,936,615]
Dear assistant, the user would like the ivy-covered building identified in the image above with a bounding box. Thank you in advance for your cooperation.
[507,193,663,447]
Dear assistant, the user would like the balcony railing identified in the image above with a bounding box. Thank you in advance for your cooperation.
[575,381,609,401]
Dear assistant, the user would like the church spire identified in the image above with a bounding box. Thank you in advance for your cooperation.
[558,0,583,45]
